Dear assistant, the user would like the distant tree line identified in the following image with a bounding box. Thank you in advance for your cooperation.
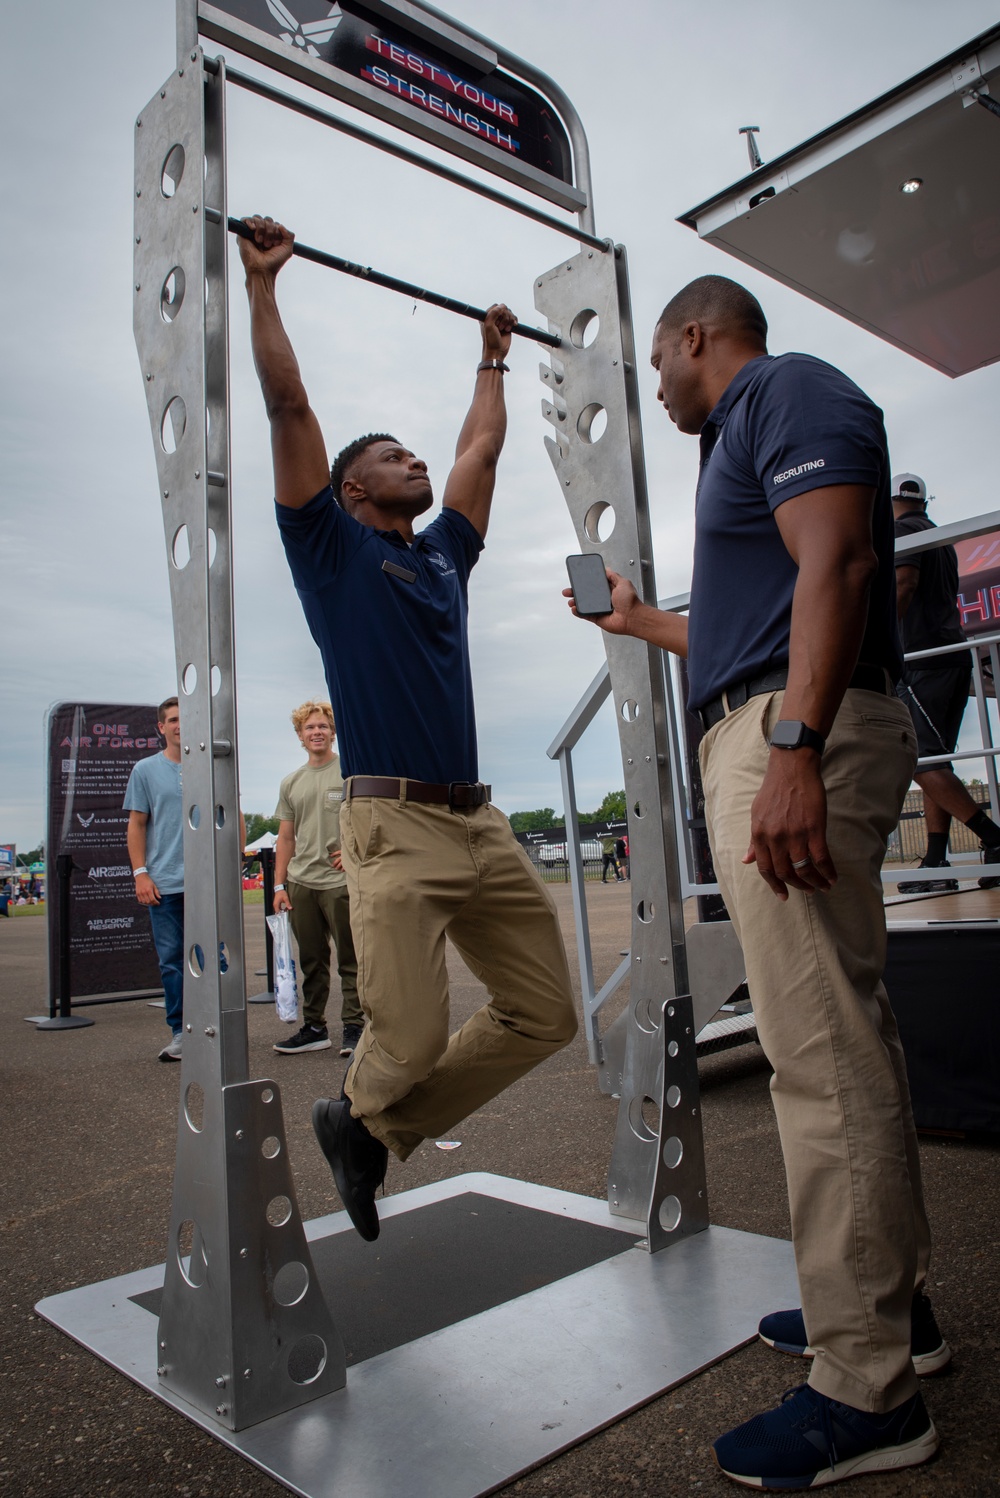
[244,812,280,844]
[506,789,626,832]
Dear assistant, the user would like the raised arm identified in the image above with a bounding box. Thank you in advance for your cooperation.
[441,304,517,540]
[239,216,330,510]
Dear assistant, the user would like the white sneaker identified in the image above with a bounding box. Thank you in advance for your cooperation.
[159,1033,182,1062]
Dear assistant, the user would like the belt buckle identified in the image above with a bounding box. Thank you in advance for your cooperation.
[448,781,483,812]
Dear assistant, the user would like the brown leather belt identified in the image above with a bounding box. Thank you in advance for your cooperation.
[345,776,491,811]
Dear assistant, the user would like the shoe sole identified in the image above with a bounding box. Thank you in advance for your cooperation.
[273,1038,332,1053]
[714,1419,938,1488]
[311,1098,380,1242]
[339,1045,355,1057]
[759,1333,952,1378]
[158,1050,182,1062]
[913,1340,952,1375]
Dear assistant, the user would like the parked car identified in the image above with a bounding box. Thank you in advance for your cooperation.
[533,839,602,865]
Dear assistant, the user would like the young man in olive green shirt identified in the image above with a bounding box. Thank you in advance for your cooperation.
[273,701,362,1055]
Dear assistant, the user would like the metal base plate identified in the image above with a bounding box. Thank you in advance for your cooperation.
[37,1173,798,1498]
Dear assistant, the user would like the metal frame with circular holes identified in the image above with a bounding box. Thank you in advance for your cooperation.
[126,0,716,1437]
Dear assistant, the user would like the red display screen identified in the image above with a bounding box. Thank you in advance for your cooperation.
[201,1,574,187]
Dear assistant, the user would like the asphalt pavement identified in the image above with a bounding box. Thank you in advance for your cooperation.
[2,884,997,1497]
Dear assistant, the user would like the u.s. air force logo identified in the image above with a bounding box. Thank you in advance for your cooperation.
[265,0,344,57]
[428,551,456,577]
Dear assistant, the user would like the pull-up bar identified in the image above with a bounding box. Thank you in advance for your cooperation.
[225,215,562,348]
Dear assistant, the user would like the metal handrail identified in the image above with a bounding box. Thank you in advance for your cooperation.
[551,514,1000,906]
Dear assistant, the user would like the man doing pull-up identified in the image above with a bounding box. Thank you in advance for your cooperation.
[240,215,576,1242]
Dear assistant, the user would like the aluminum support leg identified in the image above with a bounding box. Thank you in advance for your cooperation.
[133,51,343,1429]
[535,246,708,1246]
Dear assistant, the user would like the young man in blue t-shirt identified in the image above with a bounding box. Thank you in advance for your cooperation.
[239,215,576,1243]
[124,696,185,1060]
[568,276,945,1488]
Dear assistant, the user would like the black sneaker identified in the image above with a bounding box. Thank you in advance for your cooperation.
[273,1024,332,1054]
[311,1097,387,1241]
[340,1022,364,1057]
[978,844,1000,890]
[898,859,959,894]
[759,1289,951,1376]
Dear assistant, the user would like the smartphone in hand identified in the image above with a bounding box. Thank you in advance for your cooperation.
[566,553,613,617]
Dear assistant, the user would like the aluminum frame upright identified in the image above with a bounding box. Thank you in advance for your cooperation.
[535,248,709,1249]
[132,42,344,1430]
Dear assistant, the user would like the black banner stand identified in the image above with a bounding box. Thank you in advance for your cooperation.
[247,845,276,1004]
[35,856,95,1030]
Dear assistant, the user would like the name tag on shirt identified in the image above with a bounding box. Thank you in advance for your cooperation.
[382,558,417,584]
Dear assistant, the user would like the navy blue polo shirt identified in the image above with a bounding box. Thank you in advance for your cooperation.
[686,353,902,711]
[277,488,483,782]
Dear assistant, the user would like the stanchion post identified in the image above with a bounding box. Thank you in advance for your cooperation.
[35,854,94,1030]
[247,845,276,1004]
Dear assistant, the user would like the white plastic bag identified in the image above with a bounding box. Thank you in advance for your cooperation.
[266,911,299,1023]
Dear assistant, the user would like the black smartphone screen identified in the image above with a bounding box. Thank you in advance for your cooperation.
[566,553,613,617]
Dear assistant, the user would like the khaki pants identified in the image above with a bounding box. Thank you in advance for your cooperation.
[287,880,362,1030]
[700,687,931,1412]
[339,793,577,1161]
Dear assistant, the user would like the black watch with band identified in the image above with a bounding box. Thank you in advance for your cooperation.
[769,720,826,754]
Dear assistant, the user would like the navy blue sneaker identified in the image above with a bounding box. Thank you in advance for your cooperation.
[713,1384,938,1489]
[759,1291,951,1376]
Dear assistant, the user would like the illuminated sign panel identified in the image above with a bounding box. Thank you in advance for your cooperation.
[198,1,580,209]
[956,530,1000,638]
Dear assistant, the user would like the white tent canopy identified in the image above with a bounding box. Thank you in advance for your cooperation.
[243,831,278,853]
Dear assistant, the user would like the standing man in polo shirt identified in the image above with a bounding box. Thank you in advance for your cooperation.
[240,215,576,1243]
[272,699,363,1057]
[125,696,185,1061]
[567,276,945,1488]
[892,472,1000,891]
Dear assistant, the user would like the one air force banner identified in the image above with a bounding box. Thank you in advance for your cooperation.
[47,703,165,1000]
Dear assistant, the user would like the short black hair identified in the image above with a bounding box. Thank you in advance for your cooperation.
[330,433,399,508]
[157,696,179,723]
[657,275,768,346]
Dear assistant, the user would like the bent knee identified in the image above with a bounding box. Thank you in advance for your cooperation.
[549,991,578,1048]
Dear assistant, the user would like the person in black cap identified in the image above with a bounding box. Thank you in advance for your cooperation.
[893,473,1000,891]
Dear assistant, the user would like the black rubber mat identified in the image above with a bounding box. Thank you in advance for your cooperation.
[131,1191,637,1366]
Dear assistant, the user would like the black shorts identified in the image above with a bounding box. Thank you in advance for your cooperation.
[896,659,971,766]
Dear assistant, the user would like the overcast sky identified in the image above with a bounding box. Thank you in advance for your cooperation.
[3,0,999,850]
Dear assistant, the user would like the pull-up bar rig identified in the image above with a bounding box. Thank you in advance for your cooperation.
[225,214,562,347]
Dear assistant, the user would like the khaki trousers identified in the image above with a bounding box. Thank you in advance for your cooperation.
[287,881,362,1029]
[339,793,577,1161]
[700,687,931,1412]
